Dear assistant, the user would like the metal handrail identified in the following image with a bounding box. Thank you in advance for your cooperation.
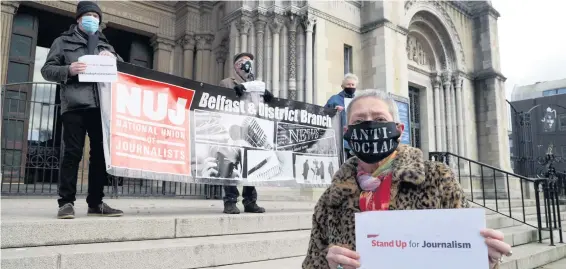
[429,151,564,246]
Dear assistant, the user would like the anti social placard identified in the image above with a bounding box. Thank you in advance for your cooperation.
[355,208,488,269]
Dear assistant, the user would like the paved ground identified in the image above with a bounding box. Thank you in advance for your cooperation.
[0,198,317,221]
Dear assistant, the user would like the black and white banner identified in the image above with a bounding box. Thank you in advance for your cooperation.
[98,62,344,187]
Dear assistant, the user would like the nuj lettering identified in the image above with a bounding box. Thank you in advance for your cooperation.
[116,83,188,125]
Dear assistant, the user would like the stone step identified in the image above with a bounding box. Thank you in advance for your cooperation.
[4,200,563,249]
[536,257,566,268]
[4,205,556,249]
[0,230,311,269]
[500,239,566,269]
[198,241,566,269]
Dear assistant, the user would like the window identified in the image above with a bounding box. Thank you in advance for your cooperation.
[543,89,557,96]
[557,88,566,95]
[559,114,566,131]
[344,45,353,74]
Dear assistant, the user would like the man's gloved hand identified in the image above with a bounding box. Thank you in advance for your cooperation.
[263,89,274,103]
[233,84,246,97]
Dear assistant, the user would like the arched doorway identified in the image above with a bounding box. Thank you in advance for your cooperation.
[405,10,466,157]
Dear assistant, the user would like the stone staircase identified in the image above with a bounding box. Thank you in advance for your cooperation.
[1,198,565,269]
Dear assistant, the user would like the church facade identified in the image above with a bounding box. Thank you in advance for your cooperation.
[1,1,510,193]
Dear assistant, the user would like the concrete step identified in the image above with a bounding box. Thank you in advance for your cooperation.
[0,230,311,269]
[3,205,554,249]
[536,257,566,268]
[500,239,566,269]
[204,241,566,269]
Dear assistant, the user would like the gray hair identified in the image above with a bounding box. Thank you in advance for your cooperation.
[346,89,400,123]
[341,73,359,87]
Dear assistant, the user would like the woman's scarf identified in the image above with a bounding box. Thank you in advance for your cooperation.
[356,151,397,191]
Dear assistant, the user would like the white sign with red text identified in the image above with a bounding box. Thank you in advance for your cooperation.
[355,208,488,269]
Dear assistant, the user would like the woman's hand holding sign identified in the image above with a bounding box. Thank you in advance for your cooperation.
[326,245,361,269]
[481,228,512,268]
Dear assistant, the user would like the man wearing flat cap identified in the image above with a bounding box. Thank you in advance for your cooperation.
[41,1,123,219]
[218,52,268,214]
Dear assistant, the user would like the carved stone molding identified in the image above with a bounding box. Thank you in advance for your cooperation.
[150,35,175,52]
[269,17,283,34]
[287,14,300,32]
[254,20,267,33]
[405,1,467,69]
[361,18,408,36]
[237,18,253,35]
[1,1,20,15]
[406,36,429,67]
[195,34,214,50]
[441,71,452,86]
[452,72,463,89]
[180,34,196,50]
[432,75,442,88]
[303,16,316,33]
[306,7,357,33]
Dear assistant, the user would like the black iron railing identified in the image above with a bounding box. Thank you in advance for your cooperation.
[430,152,564,246]
[2,83,217,198]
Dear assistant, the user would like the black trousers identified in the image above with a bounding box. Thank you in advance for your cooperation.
[58,108,106,208]
[223,185,257,205]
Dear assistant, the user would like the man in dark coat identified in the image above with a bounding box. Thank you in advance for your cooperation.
[41,1,123,219]
[218,52,272,214]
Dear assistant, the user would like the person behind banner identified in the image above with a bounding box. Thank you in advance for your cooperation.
[41,1,124,219]
[302,89,512,269]
[324,73,358,160]
[217,52,271,215]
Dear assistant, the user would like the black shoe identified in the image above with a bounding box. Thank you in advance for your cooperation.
[244,202,265,213]
[223,202,240,214]
[87,202,124,217]
[57,203,75,219]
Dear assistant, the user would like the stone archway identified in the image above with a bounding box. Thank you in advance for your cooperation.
[405,9,467,159]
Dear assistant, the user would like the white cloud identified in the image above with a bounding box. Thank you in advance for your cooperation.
[492,0,566,99]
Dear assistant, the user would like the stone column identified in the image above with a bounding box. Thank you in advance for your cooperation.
[450,81,458,155]
[238,18,252,53]
[215,50,226,83]
[1,1,19,85]
[287,15,299,100]
[229,21,239,63]
[303,16,316,104]
[265,26,272,90]
[181,34,195,79]
[150,36,175,73]
[279,25,288,98]
[438,82,446,151]
[195,34,214,83]
[432,76,442,151]
[454,73,464,156]
[296,27,305,102]
[442,72,453,154]
[270,18,283,98]
[254,20,266,81]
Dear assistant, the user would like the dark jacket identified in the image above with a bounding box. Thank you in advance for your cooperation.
[41,25,123,114]
[325,90,355,150]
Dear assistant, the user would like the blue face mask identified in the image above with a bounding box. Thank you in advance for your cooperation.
[81,16,99,34]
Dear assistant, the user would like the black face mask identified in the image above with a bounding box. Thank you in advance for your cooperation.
[241,60,253,73]
[344,87,356,96]
[344,121,401,164]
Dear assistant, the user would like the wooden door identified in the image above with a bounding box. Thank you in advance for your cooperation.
[2,12,39,182]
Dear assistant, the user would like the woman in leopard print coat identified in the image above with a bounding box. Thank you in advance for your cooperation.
[302,89,512,269]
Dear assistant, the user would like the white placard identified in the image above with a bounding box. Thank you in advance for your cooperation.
[344,97,352,113]
[355,208,488,269]
[78,55,117,82]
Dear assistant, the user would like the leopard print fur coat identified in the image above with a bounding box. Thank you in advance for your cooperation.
[302,144,481,269]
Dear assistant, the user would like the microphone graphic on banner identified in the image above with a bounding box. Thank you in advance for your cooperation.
[229,117,273,150]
